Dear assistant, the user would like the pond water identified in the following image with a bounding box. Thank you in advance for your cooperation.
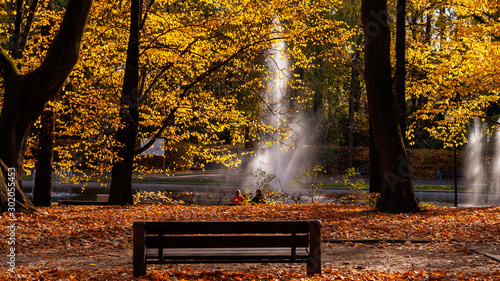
[23,185,468,207]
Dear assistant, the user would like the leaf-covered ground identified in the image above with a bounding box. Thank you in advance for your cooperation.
[2,203,500,280]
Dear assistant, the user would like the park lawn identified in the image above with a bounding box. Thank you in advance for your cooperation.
[1,203,500,280]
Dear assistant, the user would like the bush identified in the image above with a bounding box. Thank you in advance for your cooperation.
[291,165,325,203]
[248,168,284,204]
[324,168,379,206]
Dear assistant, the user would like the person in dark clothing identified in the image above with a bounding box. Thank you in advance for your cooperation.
[251,189,266,204]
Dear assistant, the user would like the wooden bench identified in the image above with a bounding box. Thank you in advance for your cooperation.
[133,220,321,277]
[437,169,463,180]
[356,167,370,178]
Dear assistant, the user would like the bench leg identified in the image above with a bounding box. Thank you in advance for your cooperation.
[307,220,321,275]
[133,221,146,277]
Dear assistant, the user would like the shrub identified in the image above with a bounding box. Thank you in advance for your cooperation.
[248,168,284,204]
[291,165,325,203]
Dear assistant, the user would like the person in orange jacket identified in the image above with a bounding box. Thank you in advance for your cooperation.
[231,189,246,204]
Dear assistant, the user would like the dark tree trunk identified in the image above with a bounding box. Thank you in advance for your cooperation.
[10,0,40,59]
[425,14,432,43]
[10,0,24,58]
[395,0,407,142]
[32,0,56,207]
[362,0,420,212]
[368,126,382,193]
[109,0,141,205]
[33,109,56,207]
[347,46,360,168]
[0,0,93,213]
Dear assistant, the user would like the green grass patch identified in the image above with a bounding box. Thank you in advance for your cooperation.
[320,183,467,192]
[413,185,465,191]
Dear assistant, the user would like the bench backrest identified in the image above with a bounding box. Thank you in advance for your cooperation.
[143,221,311,234]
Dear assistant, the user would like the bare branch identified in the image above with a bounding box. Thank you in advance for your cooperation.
[18,0,40,58]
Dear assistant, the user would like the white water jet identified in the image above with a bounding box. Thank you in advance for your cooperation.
[491,119,500,204]
[465,119,486,205]
[464,118,496,206]
[248,18,315,192]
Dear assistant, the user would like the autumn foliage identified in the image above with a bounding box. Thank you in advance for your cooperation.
[2,203,499,280]
[0,0,500,277]
[406,0,500,147]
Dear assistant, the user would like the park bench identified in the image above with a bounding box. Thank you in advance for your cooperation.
[437,169,463,180]
[133,220,321,277]
[356,167,370,178]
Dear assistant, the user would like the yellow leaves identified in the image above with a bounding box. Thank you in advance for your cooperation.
[408,1,500,147]
[9,0,354,177]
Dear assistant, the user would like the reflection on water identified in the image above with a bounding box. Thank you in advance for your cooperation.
[27,192,93,202]
[24,184,111,203]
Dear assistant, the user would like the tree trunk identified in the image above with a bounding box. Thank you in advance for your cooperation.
[10,0,40,59]
[347,47,359,168]
[362,0,420,212]
[32,0,57,207]
[395,0,407,142]
[368,126,382,193]
[0,0,93,213]
[33,109,56,207]
[108,0,141,205]
[10,0,24,58]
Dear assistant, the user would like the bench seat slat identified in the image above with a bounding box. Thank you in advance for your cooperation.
[147,258,310,264]
[145,235,309,248]
[144,221,310,234]
[146,247,309,258]
[146,248,310,263]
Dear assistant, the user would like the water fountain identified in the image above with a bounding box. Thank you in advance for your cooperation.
[465,118,487,205]
[248,19,315,192]
[464,118,500,206]
[491,119,500,204]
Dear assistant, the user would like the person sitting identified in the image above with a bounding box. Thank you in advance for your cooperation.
[251,189,266,204]
[230,189,246,204]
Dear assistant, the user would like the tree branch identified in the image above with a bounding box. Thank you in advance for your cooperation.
[140,0,155,31]
[10,0,24,57]
[135,35,285,155]
[0,47,20,80]
[475,115,500,125]
[18,0,40,58]
[35,0,93,88]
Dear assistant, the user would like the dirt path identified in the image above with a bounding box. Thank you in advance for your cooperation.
[12,242,500,276]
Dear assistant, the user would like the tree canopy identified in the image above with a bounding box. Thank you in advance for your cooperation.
[2,0,354,181]
[406,0,500,148]
[0,0,499,212]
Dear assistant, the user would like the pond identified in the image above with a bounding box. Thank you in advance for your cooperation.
[22,180,471,207]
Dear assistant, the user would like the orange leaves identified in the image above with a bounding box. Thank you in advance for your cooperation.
[1,204,500,280]
[3,266,496,280]
[5,204,500,250]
